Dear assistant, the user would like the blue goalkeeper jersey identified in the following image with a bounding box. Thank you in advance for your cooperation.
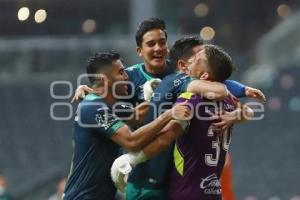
[128,72,191,189]
[125,61,174,105]
[63,94,126,200]
[127,73,246,190]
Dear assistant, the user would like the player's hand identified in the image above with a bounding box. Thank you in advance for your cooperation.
[171,101,192,121]
[111,154,132,192]
[71,85,94,103]
[143,78,161,102]
[245,87,266,102]
[211,110,240,132]
[111,152,147,192]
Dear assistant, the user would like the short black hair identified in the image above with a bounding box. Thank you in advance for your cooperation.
[86,51,120,84]
[169,36,204,67]
[204,44,234,82]
[135,18,167,47]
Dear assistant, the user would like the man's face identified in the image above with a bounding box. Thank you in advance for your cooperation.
[187,48,209,79]
[137,29,168,70]
[178,45,204,74]
[109,59,129,97]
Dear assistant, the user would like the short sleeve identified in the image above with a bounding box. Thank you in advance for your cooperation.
[77,101,126,138]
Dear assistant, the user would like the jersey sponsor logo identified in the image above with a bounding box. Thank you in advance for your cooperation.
[95,108,118,130]
[199,173,221,195]
[173,79,182,87]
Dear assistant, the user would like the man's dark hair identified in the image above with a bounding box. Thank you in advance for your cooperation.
[169,36,204,67]
[204,44,235,82]
[135,18,167,47]
[86,51,120,84]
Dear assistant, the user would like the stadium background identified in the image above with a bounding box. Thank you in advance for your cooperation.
[0,0,299,199]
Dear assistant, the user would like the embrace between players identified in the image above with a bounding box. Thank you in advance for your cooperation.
[63,18,266,200]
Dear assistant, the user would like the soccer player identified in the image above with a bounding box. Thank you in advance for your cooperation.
[167,45,252,200]
[62,51,190,199]
[125,18,173,104]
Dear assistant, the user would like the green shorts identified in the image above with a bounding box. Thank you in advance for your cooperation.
[126,182,167,200]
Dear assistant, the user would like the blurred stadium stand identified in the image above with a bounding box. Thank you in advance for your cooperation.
[0,0,299,199]
[0,81,73,199]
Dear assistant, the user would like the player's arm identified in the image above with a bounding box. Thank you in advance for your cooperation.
[110,119,188,192]
[112,92,194,170]
[125,101,150,127]
[245,86,266,102]
[187,79,246,101]
[225,80,266,102]
[111,101,190,152]
[141,120,186,158]
[186,79,228,101]
[186,79,260,102]
[71,85,94,102]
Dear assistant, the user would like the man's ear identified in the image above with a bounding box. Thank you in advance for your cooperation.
[200,72,209,80]
[178,59,188,72]
[95,73,109,87]
[136,47,142,57]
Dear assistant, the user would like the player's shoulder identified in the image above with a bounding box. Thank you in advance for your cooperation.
[161,72,177,81]
[81,94,104,104]
[79,94,107,113]
[162,73,192,93]
[75,94,110,126]
[125,63,147,82]
[177,92,199,99]
[162,72,186,82]
[125,63,143,72]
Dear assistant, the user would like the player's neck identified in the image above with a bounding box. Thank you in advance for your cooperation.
[178,69,186,74]
[144,63,166,75]
[103,92,116,106]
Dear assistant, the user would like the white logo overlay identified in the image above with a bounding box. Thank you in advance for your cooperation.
[50,77,265,122]
[199,173,221,195]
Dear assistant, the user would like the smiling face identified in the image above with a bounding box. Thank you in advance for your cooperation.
[136,29,168,73]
